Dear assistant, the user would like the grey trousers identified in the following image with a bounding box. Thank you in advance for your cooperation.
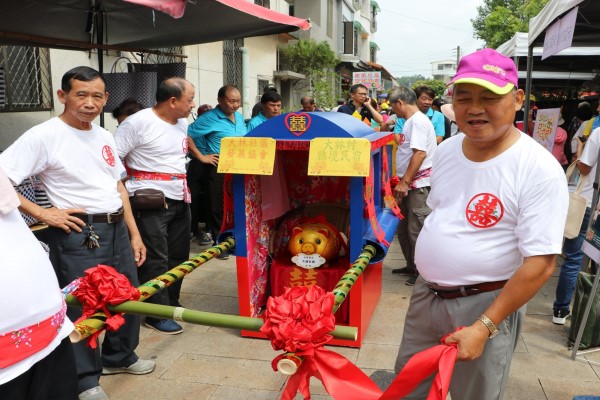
[397,187,431,273]
[395,276,524,400]
[48,220,140,393]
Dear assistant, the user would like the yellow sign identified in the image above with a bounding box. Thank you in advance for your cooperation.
[218,137,276,175]
[308,138,371,177]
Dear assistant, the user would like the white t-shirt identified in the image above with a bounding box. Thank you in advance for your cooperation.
[415,132,568,286]
[578,127,600,207]
[0,169,74,385]
[0,118,125,214]
[395,111,436,188]
[115,108,189,200]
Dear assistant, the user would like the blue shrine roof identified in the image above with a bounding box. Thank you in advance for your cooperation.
[246,111,390,144]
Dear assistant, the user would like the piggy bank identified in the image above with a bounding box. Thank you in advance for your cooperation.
[289,222,341,268]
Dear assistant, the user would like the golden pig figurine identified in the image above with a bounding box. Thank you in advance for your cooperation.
[288,222,341,268]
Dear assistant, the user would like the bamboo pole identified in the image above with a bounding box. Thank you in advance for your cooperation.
[71,238,235,340]
[65,296,357,341]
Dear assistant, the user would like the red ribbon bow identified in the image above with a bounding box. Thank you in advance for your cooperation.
[72,264,140,348]
[262,285,459,400]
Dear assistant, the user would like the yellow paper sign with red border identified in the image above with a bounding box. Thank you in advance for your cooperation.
[308,138,371,177]
[218,137,276,175]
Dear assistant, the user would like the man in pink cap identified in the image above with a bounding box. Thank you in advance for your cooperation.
[394,48,568,399]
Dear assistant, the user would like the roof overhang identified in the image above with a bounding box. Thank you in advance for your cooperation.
[0,0,310,52]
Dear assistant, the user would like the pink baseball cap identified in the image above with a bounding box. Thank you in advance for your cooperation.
[448,48,518,95]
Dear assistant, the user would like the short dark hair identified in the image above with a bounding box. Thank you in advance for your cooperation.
[263,84,277,93]
[112,98,144,120]
[414,86,435,99]
[156,77,189,103]
[300,96,315,106]
[350,83,368,94]
[432,98,446,109]
[337,98,345,105]
[261,91,282,104]
[218,85,240,99]
[61,66,105,92]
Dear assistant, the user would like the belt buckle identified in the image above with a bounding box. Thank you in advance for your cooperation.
[106,212,114,224]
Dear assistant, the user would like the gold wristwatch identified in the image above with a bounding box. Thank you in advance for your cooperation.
[478,314,499,338]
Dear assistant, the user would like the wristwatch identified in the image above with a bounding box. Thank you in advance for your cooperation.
[478,314,499,338]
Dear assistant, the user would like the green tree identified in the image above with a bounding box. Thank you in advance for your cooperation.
[279,40,339,109]
[472,0,550,49]
[412,79,447,98]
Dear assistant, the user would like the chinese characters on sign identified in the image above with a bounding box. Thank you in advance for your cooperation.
[352,71,382,89]
[289,267,319,288]
[542,6,578,60]
[308,138,371,177]
[217,137,276,175]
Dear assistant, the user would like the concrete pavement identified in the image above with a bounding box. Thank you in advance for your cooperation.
[100,239,600,399]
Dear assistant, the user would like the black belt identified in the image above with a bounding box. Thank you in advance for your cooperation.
[426,280,508,300]
[73,208,124,224]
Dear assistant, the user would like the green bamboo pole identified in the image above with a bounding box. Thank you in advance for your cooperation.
[65,295,357,340]
[275,245,377,376]
[72,238,235,340]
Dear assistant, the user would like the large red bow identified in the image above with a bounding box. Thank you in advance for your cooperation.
[72,264,140,348]
[262,285,459,400]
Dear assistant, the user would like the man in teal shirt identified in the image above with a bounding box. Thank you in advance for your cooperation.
[247,91,282,132]
[187,85,246,257]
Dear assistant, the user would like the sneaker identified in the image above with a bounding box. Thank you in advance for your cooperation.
[405,275,417,286]
[144,318,183,334]
[102,358,156,375]
[392,267,413,275]
[216,251,230,260]
[79,386,108,400]
[552,308,570,325]
[197,231,213,246]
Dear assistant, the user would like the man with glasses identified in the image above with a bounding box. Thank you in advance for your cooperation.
[337,83,384,125]
[187,85,246,259]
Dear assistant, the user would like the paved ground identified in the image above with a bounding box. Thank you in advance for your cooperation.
[100,239,600,399]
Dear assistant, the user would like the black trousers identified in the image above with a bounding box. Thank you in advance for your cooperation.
[0,337,78,400]
[47,220,140,393]
[187,158,210,235]
[132,198,191,307]
[201,163,225,241]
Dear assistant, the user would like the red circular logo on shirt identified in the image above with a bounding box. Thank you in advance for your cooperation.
[465,193,504,228]
[102,145,116,167]
[182,137,188,154]
[397,134,405,146]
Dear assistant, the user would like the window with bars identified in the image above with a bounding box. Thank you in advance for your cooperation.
[143,46,184,64]
[254,0,270,8]
[223,39,244,91]
[0,46,52,112]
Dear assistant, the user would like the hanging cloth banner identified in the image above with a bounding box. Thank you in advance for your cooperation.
[364,165,390,247]
[381,145,402,219]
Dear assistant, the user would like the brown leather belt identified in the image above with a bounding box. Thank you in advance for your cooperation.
[73,208,124,224]
[425,280,508,300]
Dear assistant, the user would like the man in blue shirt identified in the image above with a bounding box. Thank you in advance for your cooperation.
[393,86,446,145]
[187,85,246,258]
[247,91,282,131]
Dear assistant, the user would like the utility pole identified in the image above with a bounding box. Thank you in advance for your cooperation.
[456,46,461,67]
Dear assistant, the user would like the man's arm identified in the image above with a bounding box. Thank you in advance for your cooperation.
[17,194,86,233]
[363,99,384,124]
[187,137,218,167]
[117,180,146,267]
[393,149,426,198]
[445,254,556,360]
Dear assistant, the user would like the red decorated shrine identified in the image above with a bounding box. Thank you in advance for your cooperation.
[220,112,400,347]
